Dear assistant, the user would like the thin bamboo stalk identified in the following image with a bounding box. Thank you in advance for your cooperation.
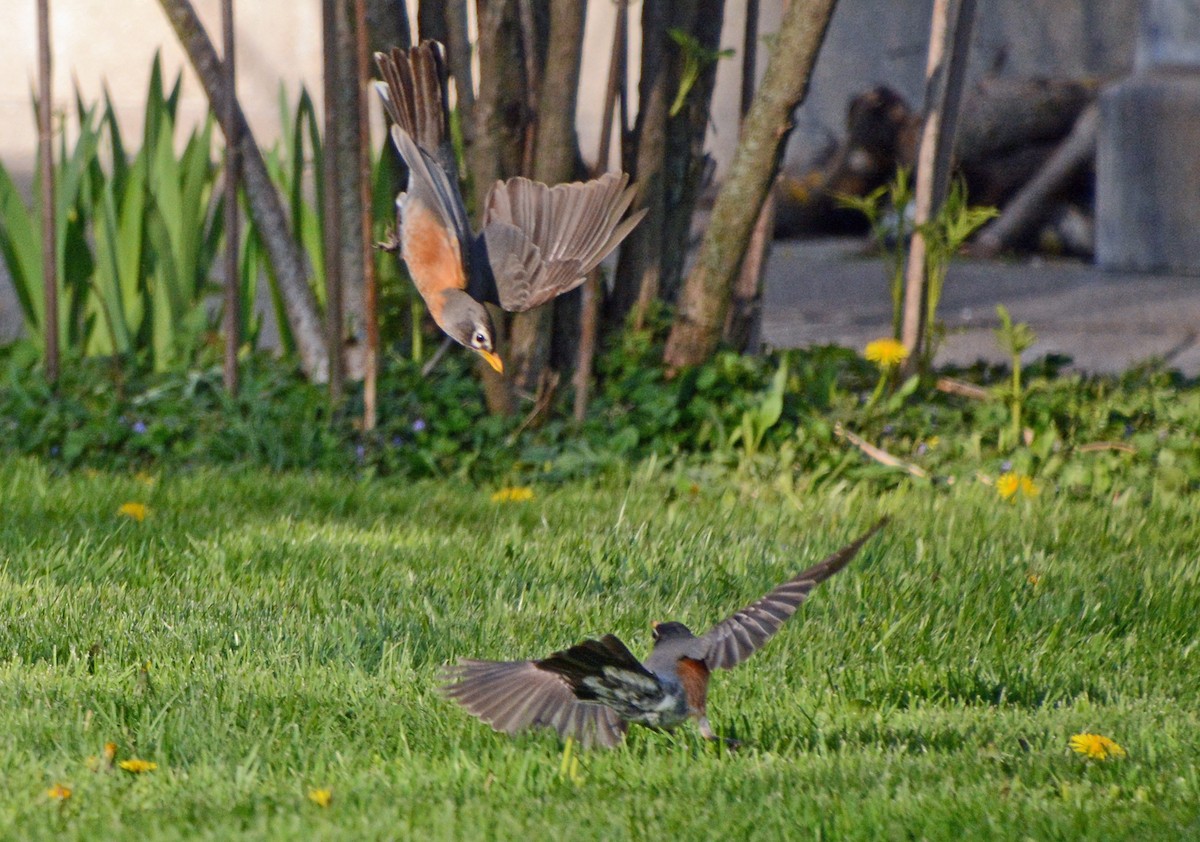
[899,0,978,366]
[354,0,378,430]
[37,0,58,382]
[222,0,240,394]
[573,0,628,423]
[322,0,344,399]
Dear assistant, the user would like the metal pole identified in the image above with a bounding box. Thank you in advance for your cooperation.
[36,0,58,382]
[222,0,240,394]
[354,0,378,430]
[322,0,344,399]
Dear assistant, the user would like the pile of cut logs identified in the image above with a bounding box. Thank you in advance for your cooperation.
[776,77,1101,257]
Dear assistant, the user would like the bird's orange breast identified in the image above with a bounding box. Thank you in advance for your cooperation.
[676,658,711,715]
[401,200,466,326]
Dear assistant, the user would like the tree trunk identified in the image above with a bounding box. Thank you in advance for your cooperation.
[323,0,346,397]
[574,0,628,424]
[366,0,409,53]
[156,0,328,381]
[663,0,837,369]
[659,0,725,308]
[37,0,58,381]
[469,0,539,415]
[417,0,448,44]
[611,0,726,331]
[724,0,769,352]
[507,1,587,396]
[900,0,978,370]
[444,0,476,152]
[609,0,671,328]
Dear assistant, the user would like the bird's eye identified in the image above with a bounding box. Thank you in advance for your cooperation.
[473,332,487,346]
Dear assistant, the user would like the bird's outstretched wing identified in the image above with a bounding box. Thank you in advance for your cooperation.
[697,518,890,670]
[475,174,646,312]
[537,634,680,726]
[440,659,627,748]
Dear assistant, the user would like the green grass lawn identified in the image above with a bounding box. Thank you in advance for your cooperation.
[1,456,1198,840]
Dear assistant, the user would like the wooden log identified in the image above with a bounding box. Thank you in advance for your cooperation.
[973,103,1099,257]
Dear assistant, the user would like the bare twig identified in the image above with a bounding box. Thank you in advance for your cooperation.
[508,370,561,443]
[1077,441,1137,454]
[420,337,454,378]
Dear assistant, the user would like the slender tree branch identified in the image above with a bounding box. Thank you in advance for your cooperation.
[156,0,328,381]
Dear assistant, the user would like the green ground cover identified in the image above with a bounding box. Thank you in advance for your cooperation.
[1,457,1197,839]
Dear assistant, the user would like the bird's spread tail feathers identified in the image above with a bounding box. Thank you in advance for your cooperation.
[374,41,455,174]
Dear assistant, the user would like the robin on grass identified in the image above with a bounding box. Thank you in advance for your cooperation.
[441,518,889,748]
[374,41,646,374]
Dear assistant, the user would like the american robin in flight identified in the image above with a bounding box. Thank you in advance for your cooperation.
[441,518,888,748]
[374,42,646,373]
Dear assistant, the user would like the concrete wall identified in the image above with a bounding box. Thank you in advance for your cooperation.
[1,1,1137,179]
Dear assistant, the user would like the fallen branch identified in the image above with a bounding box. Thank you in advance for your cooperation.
[835,423,929,479]
[1076,441,1137,455]
[936,376,990,400]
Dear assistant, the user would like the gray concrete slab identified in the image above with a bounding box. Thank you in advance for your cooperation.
[762,237,1200,375]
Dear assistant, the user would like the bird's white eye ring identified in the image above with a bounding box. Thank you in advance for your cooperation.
[474,332,487,346]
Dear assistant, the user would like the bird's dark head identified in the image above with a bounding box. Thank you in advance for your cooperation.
[444,294,503,373]
[651,621,695,644]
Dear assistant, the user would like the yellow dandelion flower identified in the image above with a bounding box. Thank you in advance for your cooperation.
[491,486,534,503]
[118,759,157,774]
[308,788,333,807]
[864,338,909,369]
[996,472,1021,500]
[134,471,156,487]
[1069,733,1126,760]
[117,502,148,522]
[1020,475,1039,497]
[46,784,72,801]
[1026,573,1041,586]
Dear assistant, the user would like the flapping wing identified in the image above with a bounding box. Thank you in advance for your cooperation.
[536,635,676,725]
[441,659,627,749]
[476,173,646,312]
[698,518,890,670]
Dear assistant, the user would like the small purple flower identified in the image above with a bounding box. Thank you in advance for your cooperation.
[132,421,147,435]
[916,442,928,456]
[1000,460,1013,472]
[412,418,427,433]
[355,444,366,461]
[882,424,895,436]
[50,446,60,456]
[391,436,403,447]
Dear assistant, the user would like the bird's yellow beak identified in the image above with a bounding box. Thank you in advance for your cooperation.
[479,348,504,374]
[651,621,660,630]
